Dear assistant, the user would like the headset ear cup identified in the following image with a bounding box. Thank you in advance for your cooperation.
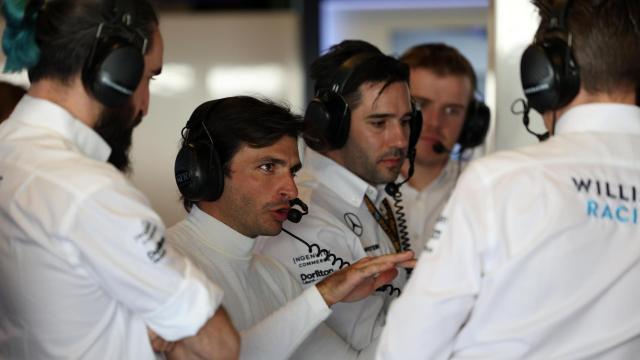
[174,141,224,202]
[408,107,422,152]
[84,36,144,108]
[303,90,351,149]
[520,39,580,114]
[459,99,490,149]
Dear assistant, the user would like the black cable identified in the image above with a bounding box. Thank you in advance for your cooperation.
[282,227,402,296]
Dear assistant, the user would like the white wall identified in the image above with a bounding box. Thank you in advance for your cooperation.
[488,0,544,152]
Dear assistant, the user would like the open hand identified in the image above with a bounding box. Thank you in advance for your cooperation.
[315,251,415,306]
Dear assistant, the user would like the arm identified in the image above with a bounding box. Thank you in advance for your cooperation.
[166,307,240,360]
[65,181,224,342]
[237,252,414,360]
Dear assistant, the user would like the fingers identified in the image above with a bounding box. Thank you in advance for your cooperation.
[372,268,398,288]
[396,259,417,268]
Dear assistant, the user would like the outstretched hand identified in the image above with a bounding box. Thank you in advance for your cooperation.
[315,251,415,307]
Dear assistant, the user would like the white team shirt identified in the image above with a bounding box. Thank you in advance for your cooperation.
[377,103,640,359]
[168,206,378,359]
[0,96,223,359]
[401,159,466,252]
[259,148,408,350]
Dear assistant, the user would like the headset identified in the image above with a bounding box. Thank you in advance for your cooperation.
[83,0,149,108]
[174,100,225,202]
[304,52,423,153]
[520,0,580,114]
[459,97,490,150]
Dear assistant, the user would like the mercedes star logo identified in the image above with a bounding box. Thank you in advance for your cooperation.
[343,212,363,236]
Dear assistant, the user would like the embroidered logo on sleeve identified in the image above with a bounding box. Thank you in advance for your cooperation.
[134,220,167,263]
[425,215,447,255]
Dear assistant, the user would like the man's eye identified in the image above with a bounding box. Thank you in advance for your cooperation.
[444,107,463,117]
[259,163,275,172]
[371,120,385,128]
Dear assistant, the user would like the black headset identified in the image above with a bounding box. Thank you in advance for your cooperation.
[83,0,148,108]
[303,53,422,154]
[458,97,490,150]
[174,100,226,202]
[520,0,580,114]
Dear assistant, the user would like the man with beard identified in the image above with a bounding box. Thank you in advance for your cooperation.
[0,1,238,359]
[259,40,418,351]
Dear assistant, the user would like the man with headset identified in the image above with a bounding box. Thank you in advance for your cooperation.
[398,43,489,251]
[378,0,640,358]
[169,96,414,359]
[0,1,239,358]
[260,40,420,350]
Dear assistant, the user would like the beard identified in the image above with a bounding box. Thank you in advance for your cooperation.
[94,102,142,174]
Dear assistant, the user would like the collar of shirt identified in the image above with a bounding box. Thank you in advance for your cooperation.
[401,158,463,198]
[556,103,640,136]
[10,95,111,162]
[303,148,380,207]
[187,205,255,260]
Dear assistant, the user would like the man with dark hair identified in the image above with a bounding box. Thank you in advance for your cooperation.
[168,96,414,359]
[399,43,488,251]
[0,1,238,358]
[378,1,640,358]
[260,40,416,350]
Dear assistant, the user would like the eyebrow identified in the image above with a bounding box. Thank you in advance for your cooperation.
[366,111,413,120]
[413,95,465,108]
[258,156,301,171]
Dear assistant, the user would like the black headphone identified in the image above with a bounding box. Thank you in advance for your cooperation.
[520,0,580,114]
[174,100,226,203]
[83,0,148,108]
[458,97,490,150]
[304,53,422,154]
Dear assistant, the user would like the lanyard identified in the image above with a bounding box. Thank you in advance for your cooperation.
[363,195,401,253]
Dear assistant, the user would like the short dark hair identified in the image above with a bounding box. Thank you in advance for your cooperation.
[180,96,303,211]
[28,0,158,83]
[0,81,26,121]
[400,43,477,97]
[532,0,640,94]
[307,40,410,150]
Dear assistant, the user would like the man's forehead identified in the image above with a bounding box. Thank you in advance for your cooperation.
[357,81,410,110]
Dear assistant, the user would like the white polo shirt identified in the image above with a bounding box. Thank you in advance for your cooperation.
[377,103,640,359]
[0,96,223,359]
[259,148,408,351]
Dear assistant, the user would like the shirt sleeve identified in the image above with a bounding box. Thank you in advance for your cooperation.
[59,179,224,341]
[239,270,380,360]
[376,165,489,360]
[240,285,331,360]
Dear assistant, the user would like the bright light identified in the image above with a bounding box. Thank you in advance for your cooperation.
[150,63,195,97]
[206,64,285,99]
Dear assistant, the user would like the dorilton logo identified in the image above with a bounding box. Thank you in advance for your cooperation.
[300,269,334,283]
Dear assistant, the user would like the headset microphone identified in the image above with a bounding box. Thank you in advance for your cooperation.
[432,142,451,154]
[287,198,309,223]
